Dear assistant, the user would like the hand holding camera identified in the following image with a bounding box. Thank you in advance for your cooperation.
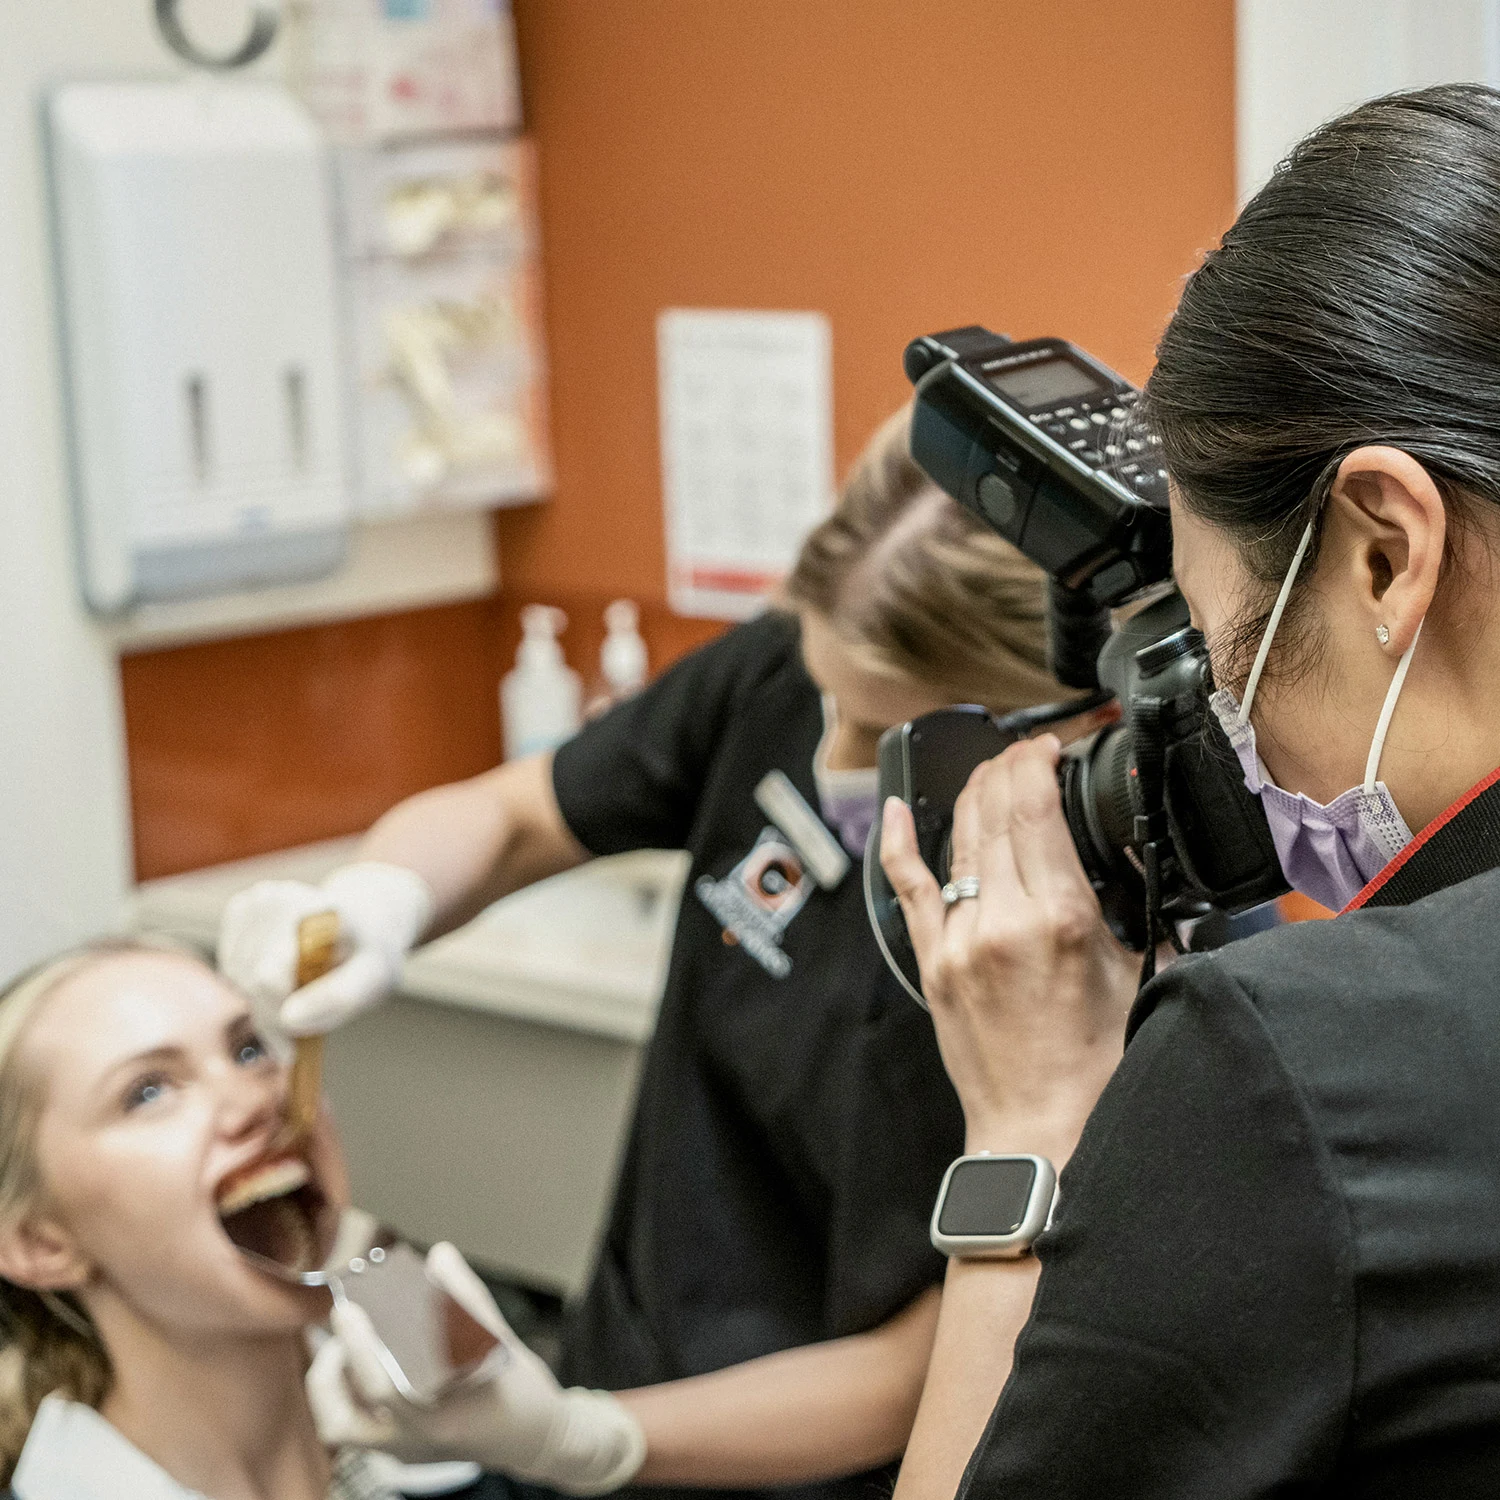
[878,737,1138,1159]
[865,325,1298,1154]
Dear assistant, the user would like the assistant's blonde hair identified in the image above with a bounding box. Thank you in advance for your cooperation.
[0,942,180,1480]
[784,407,1067,712]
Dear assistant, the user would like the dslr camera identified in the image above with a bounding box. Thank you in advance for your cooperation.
[864,327,1288,1005]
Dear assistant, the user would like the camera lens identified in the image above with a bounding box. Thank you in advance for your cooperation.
[1059,726,1145,944]
[1061,727,1135,868]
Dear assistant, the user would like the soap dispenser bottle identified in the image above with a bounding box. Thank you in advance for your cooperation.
[502,605,583,759]
[587,599,649,718]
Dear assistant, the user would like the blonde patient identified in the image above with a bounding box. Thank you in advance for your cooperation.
[0,942,487,1500]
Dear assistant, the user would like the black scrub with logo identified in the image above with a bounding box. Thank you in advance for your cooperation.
[550,612,963,1500]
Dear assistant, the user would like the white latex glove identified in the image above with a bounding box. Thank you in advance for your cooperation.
[218,862,435,1044]
[307,1243,645,1496]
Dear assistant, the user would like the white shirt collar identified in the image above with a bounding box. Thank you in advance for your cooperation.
[12,1395,206,1500]
[11,1394,481,1500]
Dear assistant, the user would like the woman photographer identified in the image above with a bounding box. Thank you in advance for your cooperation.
[884,84,1500,1497]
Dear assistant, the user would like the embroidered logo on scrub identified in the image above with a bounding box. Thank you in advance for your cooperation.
[695,827,812,978]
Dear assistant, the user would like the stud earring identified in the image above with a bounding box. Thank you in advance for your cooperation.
[1375,624,1391,646]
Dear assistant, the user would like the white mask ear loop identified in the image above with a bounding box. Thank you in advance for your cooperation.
[1238,519,1317,727]
[814,694,837,771]
[1363,618,1424,795]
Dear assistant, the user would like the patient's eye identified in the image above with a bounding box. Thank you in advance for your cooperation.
[123,1072,170,1112]
[234,1034,268,1068]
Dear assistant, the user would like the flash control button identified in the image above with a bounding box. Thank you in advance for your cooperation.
[977,472,1020,532]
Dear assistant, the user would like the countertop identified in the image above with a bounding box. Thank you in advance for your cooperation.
[127,840,691,1043]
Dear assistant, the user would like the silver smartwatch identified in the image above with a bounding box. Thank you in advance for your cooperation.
[930,1153,1058,1259]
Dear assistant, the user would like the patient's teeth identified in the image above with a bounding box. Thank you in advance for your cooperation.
[217,1156,310,1216]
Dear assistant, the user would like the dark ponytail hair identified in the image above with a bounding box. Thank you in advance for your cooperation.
[1143,83,1500,665]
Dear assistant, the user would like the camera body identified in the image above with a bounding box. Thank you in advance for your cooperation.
[865,328,1287,1005]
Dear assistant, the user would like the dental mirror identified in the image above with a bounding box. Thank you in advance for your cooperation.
[228,1199,394,1288]
[333,1241,503,1404]
[228,1198,501,1403]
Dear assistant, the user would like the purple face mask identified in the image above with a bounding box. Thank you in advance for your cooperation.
[1210,520,1420,912]
[813,698,881,858]
[1210,687,1412,911]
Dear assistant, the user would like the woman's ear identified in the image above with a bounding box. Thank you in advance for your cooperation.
[0,1215,91,1294]
[1327,446,1446,655]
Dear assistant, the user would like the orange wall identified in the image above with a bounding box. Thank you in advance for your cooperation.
[495,0,1237,602]
[123,0,1237,881]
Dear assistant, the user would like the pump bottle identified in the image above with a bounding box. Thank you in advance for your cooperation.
[502,605,582,760]
[586,599,649,718]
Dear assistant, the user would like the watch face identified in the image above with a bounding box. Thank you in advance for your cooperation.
[937,1157,1039,1237]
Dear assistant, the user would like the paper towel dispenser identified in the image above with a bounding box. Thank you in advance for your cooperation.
[46,80,353,612]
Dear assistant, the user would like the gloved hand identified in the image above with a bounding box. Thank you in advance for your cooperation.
[307,1242,646,1496]
[218,862,435,1045]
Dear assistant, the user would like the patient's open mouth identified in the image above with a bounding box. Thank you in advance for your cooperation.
[217,1154,329,1275]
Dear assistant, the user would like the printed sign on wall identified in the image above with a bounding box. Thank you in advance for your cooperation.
[657,309,834,621]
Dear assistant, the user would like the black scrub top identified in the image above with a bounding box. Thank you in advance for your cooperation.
[960,794,1500,1496]
[551,612,963,1500]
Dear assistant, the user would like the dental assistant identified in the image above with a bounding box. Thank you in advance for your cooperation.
[884,84,1500,1499]
[219,411,1071,1500]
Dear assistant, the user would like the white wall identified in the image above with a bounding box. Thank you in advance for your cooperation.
[0,4,504,978]
[0,5,166,976]
[1237,0,1500,201]
[0,3,284,973]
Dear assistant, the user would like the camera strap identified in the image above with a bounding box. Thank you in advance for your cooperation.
[1129,694,1184,985]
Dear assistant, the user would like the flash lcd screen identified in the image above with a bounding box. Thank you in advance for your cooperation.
[937,1157,1037,1237]
[986,357,1104,411]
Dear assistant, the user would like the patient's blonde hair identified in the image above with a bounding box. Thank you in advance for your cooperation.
[784,407,1067,712]
[0,941,179,1481]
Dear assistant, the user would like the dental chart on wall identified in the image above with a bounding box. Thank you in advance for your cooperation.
[657,309,835,620]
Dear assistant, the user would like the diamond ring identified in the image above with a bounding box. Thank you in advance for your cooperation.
[941,876,981,906]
